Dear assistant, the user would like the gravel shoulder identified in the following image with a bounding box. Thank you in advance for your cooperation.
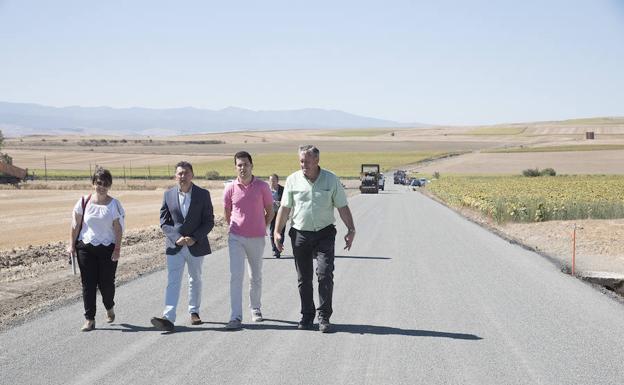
[419,187,624,275]
[0,219,228,331]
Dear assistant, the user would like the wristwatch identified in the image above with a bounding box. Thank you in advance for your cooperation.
[347,228,356,234]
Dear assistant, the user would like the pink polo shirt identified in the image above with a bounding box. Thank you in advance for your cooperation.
[223,176,273,237]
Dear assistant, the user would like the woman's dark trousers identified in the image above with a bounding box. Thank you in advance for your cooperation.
[77,242,118,320]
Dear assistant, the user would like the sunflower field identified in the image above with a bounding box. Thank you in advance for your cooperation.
[426,175,624,223]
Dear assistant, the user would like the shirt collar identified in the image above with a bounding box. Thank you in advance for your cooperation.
[178,184,193,196]
[236,175,255,186]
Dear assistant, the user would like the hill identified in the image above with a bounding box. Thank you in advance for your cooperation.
[0,101,421,136]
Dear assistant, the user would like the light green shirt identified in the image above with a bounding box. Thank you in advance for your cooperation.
[281,168,348,231]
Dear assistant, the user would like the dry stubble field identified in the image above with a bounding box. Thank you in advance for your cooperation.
[414,148,624,175]
[0,180,227,249]
[2,122,624,329]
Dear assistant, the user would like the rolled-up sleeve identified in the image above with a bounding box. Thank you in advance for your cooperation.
[281,177,294,208]
[333,178,348,208]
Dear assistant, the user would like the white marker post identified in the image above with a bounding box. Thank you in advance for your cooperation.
[571,223,576,275]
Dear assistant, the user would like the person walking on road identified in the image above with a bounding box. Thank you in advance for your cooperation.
[151,161,214,332]
[68,167,125,332]
[268,173,285,258]
[273,145,355,333]
[223,151,274,330]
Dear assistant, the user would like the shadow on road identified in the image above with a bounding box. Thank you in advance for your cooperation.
[334,324,482,340]
[261,318,298,325]
[335,255,391,260]
[372,191,408,195]
[264,256,294,260]
[97,322,480,339]
[115,319,303,334]
[264,255,391,260]
[238,318,300,331]
[116,321,228,334]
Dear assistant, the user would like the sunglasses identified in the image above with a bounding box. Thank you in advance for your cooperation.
[95,180,111,187]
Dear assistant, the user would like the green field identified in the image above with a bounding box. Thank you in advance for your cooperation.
[427,175,624,223]
[31,151,443,179]
[485,144,624,153]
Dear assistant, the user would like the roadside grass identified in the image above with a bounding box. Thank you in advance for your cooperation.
[31,151,443,179]
[317,129,396,137]
[485,144,624,153]
[465,126,527,135]
[426,175,624,223]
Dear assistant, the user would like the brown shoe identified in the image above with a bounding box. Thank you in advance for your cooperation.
[106,307,115,323]
[81,319,95,332]
[190,312,202,325]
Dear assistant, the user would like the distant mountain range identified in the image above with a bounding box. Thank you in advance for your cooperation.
[0,101,423,137]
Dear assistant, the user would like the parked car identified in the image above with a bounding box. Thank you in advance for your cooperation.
[409,178,421,190]
[393,170,407,184]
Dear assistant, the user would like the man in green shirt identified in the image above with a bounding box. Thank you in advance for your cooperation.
[274,145,355,333]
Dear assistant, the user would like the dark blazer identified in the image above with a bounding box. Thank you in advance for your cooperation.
[276,184,284,200]
[271,184,284,211]
[160,184,214,256]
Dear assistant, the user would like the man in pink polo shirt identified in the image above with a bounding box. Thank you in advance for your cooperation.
[223,151,274,330]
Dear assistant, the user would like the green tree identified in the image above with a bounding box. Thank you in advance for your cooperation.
[0,129,10,164]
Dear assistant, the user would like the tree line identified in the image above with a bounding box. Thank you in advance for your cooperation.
[0,129,11,164]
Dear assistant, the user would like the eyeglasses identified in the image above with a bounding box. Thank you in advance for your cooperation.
[95,180,110,187]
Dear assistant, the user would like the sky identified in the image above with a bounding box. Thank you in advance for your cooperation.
[1,0,623,125]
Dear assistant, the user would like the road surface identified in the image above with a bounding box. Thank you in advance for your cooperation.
[2,182,623,384]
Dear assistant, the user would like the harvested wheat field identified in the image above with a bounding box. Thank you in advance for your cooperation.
[0,182,226,249]
[6,149,227,170]
[414,149,624,175]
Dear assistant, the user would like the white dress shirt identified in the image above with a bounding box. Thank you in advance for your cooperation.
[178,187,192,219]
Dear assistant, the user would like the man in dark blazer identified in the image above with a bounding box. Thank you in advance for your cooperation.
[151,161,214,332]
[268,174,285,258]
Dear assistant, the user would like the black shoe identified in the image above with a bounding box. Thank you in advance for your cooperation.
[319,319,332,333]
[151,316,174,332]
[272,251,281,258]
[297,317,315,330]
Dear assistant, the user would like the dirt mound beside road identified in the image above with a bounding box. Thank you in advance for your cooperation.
[0,219,228,332]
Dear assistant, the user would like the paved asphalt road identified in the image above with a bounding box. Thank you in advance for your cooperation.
[2,182,624,385]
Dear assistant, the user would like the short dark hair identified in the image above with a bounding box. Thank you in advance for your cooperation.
[234,151,253,165]
[91,166,112,187]
[175,161,194,174]
[269,173,279,181]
